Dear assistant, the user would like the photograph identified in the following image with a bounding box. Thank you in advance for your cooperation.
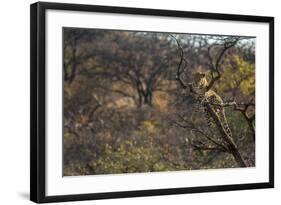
[63,28,256,176]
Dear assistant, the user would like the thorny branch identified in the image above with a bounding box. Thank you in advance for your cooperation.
[206,37,240,91]
[171,114,229,153]
[170,35,189,89]
[209,99,255,141]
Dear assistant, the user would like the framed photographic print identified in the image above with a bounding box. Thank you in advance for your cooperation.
[30,1,274,203]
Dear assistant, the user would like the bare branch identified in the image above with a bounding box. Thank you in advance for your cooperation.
[206,98,255,141]
[206,37,240,90]
[170,35,187,89]
[191,143,226,152]
[171,114,228,152]
[208,101,255,108]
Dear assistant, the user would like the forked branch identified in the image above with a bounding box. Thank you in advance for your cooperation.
[206,37,240,90]
[171,114,228,152]
[170,35,188,89]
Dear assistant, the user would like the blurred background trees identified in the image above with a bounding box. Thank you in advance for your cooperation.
[63,28,255,176]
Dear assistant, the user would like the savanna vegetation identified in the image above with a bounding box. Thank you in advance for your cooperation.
[63,28,255,176]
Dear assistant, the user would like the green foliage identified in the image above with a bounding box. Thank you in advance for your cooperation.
[88,142,165,174]
[140,120,159,134]
[217,55,255,95]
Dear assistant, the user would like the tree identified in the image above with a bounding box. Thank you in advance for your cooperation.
[172,35,255,167]
[84,32,175,107]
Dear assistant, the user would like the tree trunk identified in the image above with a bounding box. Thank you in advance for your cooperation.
[229,146,247,167]
[144,92,152,106]
[247,119,255,142]
[69,38,77,84]
[137,92,143,108]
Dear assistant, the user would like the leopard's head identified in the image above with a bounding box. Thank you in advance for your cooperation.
[193,71,208,89]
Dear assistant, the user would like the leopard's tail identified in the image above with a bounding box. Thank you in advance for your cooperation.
[218,111,232,137]
[204,107,213,127]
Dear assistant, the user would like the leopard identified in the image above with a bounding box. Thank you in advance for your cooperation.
[191,71,232,138]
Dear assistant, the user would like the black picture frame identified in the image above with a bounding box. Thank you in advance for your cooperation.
[30,1,274,203]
